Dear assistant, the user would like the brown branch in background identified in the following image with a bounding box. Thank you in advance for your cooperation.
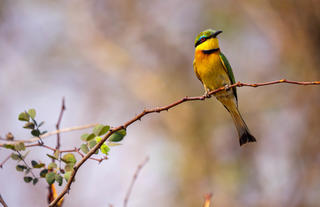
[124,157,149,207]
[202,193,213,207]
[0,123,99,147]
[25,143,56,151]
[49,79,320,207]
[56,97,66,150]
[0,155,11,168]
[0,194,8,207]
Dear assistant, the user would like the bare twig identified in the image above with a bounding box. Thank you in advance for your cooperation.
[202,193,213,207]
[0,155,11,168]
[56,97,66,150]
[49,79,320,207]
[0,194,8,207]
[0,123,98,146]
[25,143,56,151]
[124,157,149,207]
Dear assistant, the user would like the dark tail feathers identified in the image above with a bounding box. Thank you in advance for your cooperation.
[239,130,256,146]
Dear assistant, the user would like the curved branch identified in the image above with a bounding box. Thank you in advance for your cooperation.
[3,79,320,148]
[49,79,320,207]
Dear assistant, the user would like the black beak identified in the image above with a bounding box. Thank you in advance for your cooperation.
[213,30,223,37]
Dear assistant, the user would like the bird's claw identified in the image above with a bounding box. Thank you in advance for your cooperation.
[204,91,211,98]
[224,84,230,90]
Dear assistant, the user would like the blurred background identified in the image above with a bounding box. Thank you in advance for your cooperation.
[1,0,320,206]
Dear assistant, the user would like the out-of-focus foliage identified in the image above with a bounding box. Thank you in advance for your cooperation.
[0,0,319,207]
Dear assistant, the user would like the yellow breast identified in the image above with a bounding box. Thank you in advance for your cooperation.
[194,50,231,91]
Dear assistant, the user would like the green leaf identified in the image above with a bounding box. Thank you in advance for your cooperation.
[24,176,33,183]
[108,142,122,147]
[32,178,39,185]
[28,109,36,119]
[34,163,45,168]
[48,162,57,170]
[62,153,76,164]
[64,171,72,182]
[16,165,27,172]
[11,153,21,160]
[88,140,97,149]
[40,169,48,177]
[18,112,29,122]
[64,163,74,172]
[31,129,40,137]
[3,144,15,150]
[46,154,58,160]
[31,160,38,168]
[14,142,26,151]
[45,172,56,185]
[80,133,95,142]
[95,136,102,143]
[109,129,126,142]
[100,144,110,155]
[55,174,63,186]
[23,122,35,129]
[93,124,110,136]
[80,144,89,154]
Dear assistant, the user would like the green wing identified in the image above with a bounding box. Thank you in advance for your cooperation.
[219,52,238,101]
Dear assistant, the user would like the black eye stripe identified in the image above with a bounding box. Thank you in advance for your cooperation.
[195,34,214,47]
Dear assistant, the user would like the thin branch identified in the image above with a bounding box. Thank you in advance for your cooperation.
[25,143,56,151]
[24,143,104,163]
[4,78,320,148]
[0,194,8,207]
[16,151,36,178]
[124,157,149,207]
[74,147,104,163]
[0,123,98,146]
[56,97,66,150]
[49,79,320,207]
[202,193,213,207]
[0,155,11,169]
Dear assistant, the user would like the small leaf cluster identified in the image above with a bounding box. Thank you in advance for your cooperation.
[79,124,126,157]
[9,144,41,185]
[18,109,47,137]
[3,141,26,151]
[45,152,77,185]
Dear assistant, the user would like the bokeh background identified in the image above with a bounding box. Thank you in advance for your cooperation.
[1,0,320,206]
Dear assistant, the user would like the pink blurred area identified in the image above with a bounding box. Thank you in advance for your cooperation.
[1,0,320,206]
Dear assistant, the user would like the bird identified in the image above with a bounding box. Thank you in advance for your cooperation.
[193,29,256,146]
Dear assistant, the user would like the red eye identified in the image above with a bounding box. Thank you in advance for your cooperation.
[200,37,206,43]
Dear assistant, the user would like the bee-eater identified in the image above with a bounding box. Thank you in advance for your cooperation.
[193,29,256,146]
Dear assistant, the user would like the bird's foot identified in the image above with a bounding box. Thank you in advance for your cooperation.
[224,84,230,91]
[204,90,211,98]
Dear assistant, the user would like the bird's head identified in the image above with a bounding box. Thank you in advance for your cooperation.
[194,29,222,51]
